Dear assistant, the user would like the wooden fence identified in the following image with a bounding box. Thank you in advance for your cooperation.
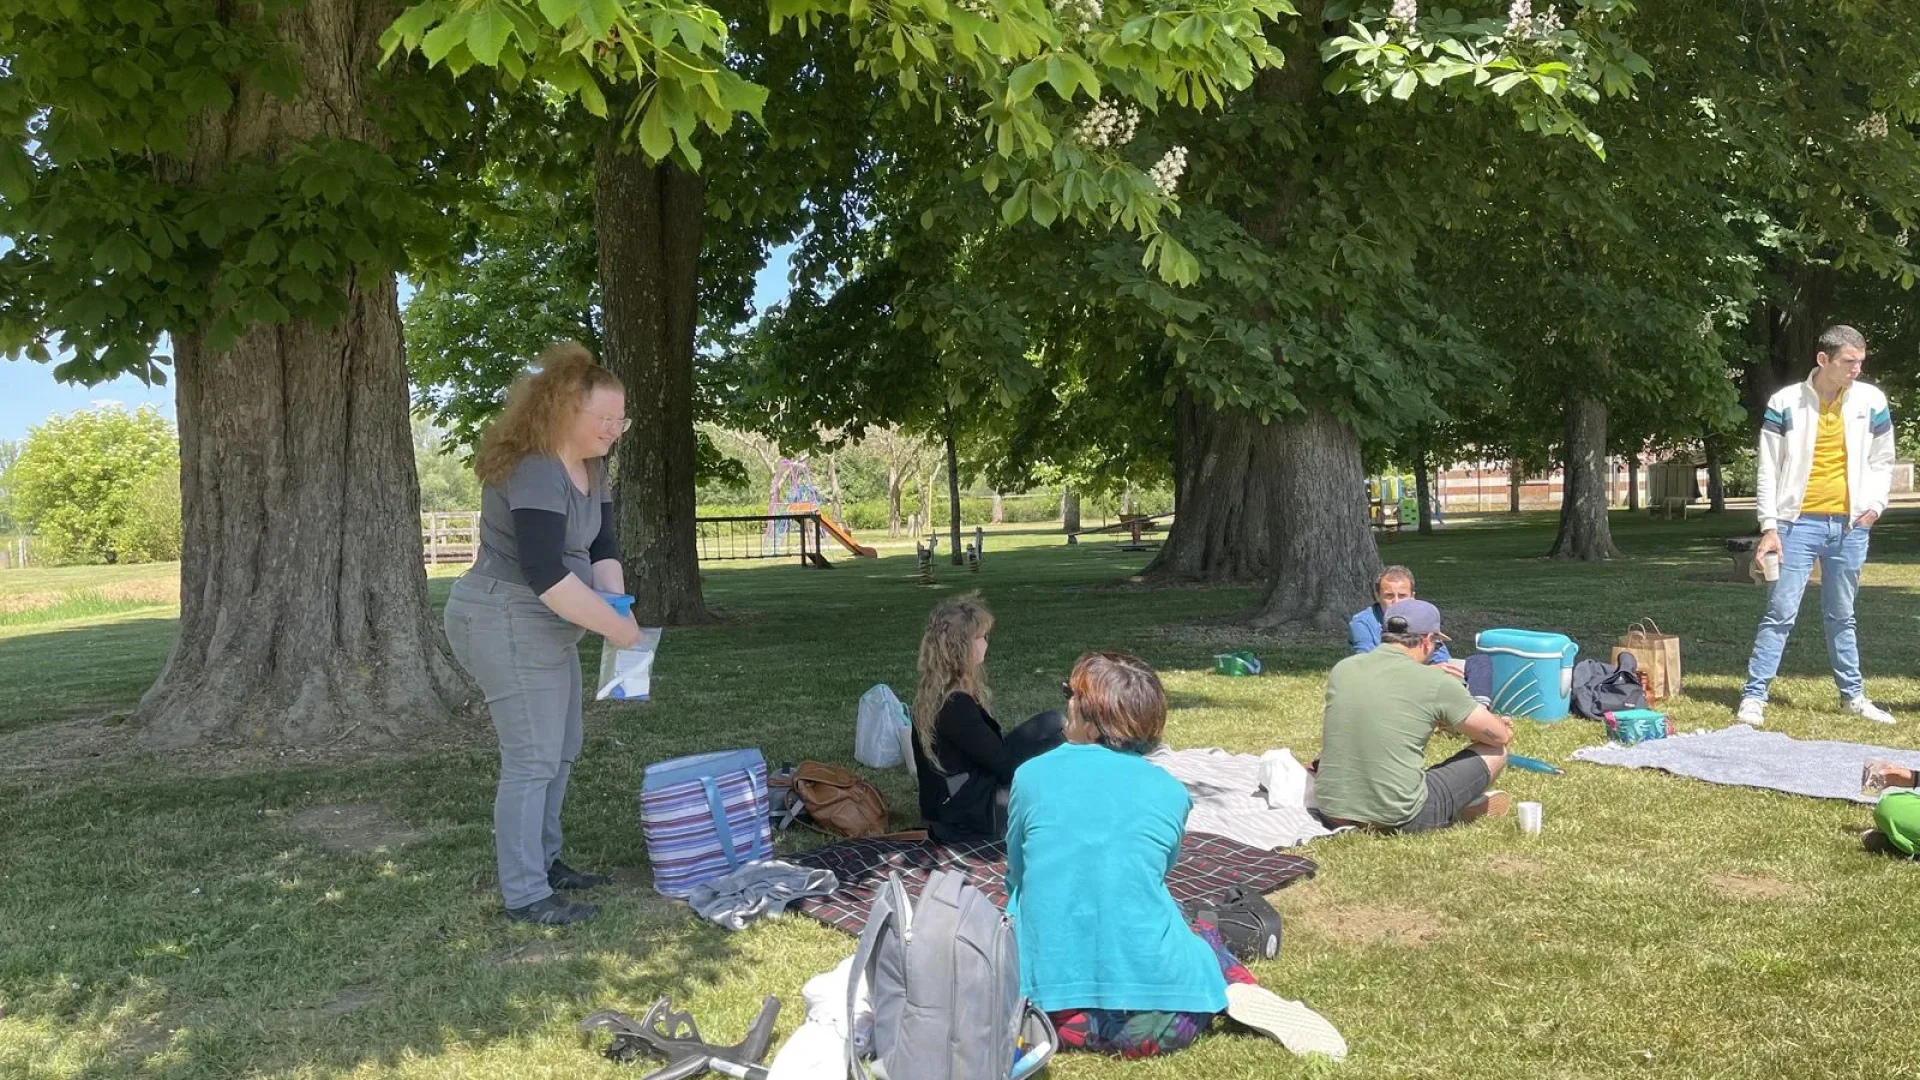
[422,511,480,565]
[0,536,37,570]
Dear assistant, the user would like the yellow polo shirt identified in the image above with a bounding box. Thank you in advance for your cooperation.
[1803,397,1849,514]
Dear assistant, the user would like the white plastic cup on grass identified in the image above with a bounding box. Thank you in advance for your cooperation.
[1517,801,1544,836]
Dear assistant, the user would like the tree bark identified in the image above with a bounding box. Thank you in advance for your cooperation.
[1414,442,1433,535]
[1252,408,1380,630]
[1626,450,1639,512]
[1742,266,1834,433]
[1509,465,1522,513]
[1142,390,1275,583]
[139,0,466,748]
[1705,434,1726,513]
[594,140,709,625]
[1550,351,1620,561]
[1061,489,1081,533]
[886,464,904,538]
[991,490,1004,524]
[828,452,843,520]
[944,413,963,565]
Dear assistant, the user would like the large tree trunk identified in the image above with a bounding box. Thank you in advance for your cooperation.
[1705,434,1726,513]
[1550,355,1619,561]
[595,143,709,625]
[1061,489,1081,533]
[1253,408,1380,629]
[944,414,963,565]
[1626,450,1639,512]
[1142,390,1275,582]
[1509,465,1522,513]
[991,490,1004,524]
[139,0,466,748]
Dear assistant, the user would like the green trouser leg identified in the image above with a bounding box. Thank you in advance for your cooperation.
[1873,791,1920,856]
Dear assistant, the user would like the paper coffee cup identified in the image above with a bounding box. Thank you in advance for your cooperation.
[1761,551,1780,582]
[1517,801,1544,836]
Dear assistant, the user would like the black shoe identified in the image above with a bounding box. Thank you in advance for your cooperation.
[505,894,599,925]
[548,859,614,891]
[1864,829,1901,857]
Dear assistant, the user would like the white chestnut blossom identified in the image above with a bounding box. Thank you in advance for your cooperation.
[1858,112,1890,140]
[1506,0,1561,39]
[1075,98,1141,149]
[1505,0,1532,36]
[1149,146,1189,196]
[1391,0,1418,23]
[1053,0,1102,33]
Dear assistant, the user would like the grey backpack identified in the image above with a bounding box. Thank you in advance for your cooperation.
[847,870,1057,1080]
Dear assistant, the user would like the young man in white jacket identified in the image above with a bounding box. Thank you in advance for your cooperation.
[1739,325,1896,726]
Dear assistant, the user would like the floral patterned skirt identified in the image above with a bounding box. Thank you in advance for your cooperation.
[1046,921,1255,1059]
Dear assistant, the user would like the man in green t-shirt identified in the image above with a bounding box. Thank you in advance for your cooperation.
[1315,600,1515,832]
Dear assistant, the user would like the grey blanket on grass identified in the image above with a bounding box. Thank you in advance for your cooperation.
[1571,724,1920,804]
[687,859,839,931]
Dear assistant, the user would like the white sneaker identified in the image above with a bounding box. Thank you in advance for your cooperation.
[1736,698,1767,727]
[1847,696,1896,724]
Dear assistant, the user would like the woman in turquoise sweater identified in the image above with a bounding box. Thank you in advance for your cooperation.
[1006,652,1311,1058]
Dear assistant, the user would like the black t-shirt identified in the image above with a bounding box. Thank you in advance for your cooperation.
[912,691,1014,843]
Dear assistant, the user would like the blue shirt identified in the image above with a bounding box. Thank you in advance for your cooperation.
[1006,743,1227,1014]
[1349,603,1452,664]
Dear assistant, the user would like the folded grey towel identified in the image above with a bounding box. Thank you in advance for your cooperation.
[688,859,840,931]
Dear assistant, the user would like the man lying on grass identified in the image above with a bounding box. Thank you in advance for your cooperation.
[1314,600,1514,833]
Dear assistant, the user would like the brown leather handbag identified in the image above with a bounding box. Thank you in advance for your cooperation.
[784,761,891,838]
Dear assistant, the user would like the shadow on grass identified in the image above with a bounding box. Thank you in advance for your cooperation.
[0,615,176,736]
[0,753,752,1079]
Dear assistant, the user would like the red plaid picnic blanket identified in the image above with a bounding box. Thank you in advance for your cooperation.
[787,832,1317,937]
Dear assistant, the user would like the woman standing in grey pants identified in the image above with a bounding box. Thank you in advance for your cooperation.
[443,342,644,925]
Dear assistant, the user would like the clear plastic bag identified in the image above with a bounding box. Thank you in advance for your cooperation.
[596,627,663,701]
[855,684,911,769]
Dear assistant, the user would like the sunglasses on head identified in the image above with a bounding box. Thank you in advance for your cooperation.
[1061,680,1073,700]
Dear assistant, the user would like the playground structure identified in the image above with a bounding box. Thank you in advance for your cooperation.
[1367,474,1441,535]
[749,457,877,566]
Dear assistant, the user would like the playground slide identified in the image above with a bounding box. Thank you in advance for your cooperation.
[816,512,878,558]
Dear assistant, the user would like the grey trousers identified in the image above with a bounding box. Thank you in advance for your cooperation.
[444,575,586,910]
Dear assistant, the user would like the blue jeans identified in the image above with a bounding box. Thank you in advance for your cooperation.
[1743,514,1872,702]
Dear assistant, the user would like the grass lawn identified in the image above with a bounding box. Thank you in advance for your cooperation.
[3,511,1918,1079]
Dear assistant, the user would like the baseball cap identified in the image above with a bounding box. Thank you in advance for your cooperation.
[1382,599,1450,642]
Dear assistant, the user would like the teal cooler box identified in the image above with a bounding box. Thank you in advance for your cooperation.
[1474,629,1579,721]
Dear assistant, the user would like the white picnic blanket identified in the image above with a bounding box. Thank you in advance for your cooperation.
[1147,746,1334,849]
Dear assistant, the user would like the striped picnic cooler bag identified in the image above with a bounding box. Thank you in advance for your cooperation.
[638,748,773,898]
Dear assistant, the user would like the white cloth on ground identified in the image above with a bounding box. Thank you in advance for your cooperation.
[1147,746,1334,849]
[766,954,872,1080]
[1258,748,1311,810]
[686,859,839,931]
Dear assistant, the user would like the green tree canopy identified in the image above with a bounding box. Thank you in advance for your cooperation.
[12,405,180,565]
